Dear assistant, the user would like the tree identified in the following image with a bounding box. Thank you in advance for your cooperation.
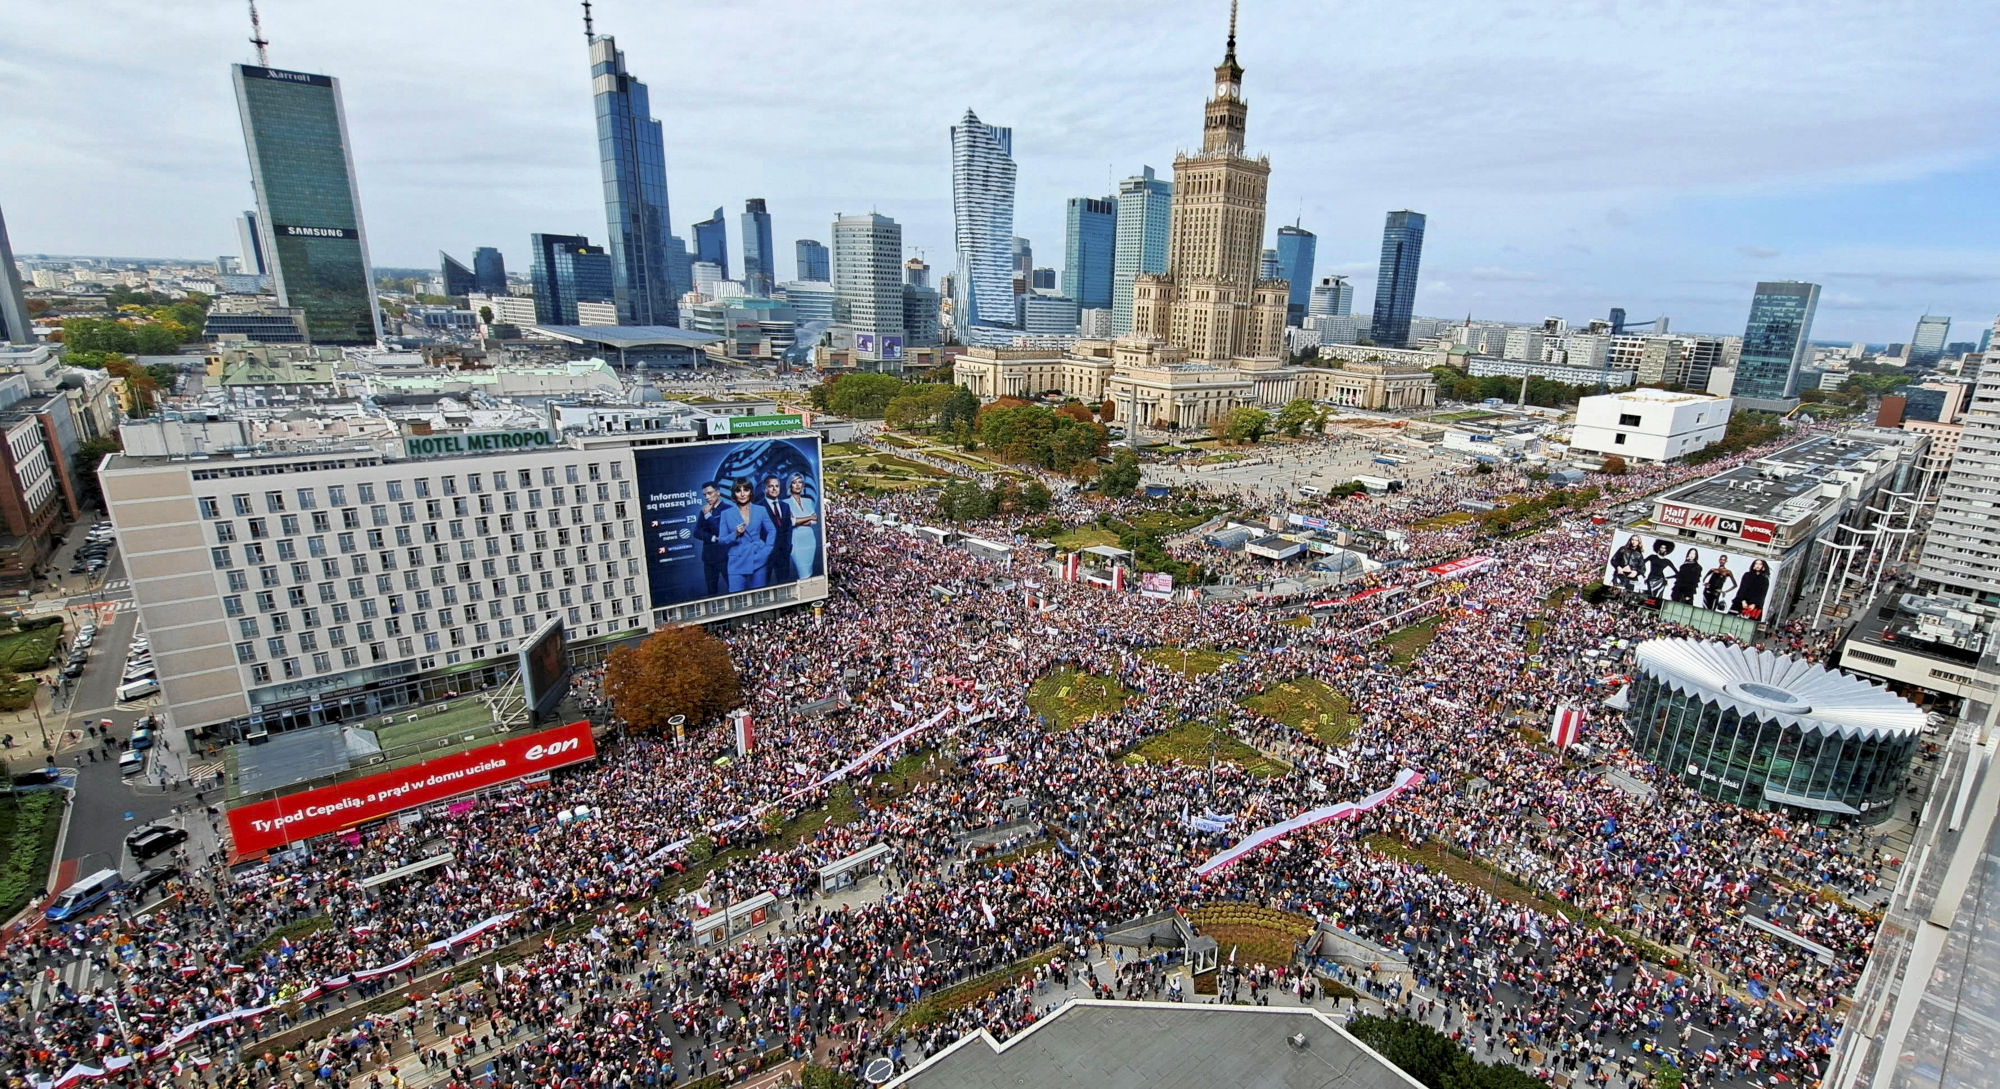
[1054,402,1094,424]
[935,479,994,521]
[819,373,906,418]
[884,383,958,430]
[1342,1015,1543,1089]
[1598,454,1629,476]
[1017,479,1053,513]
[1274,398,1323,438]
[1098,398,1116,423]
[73,436,122,511]
[602,625,741,735]
[1098,449,1142,498]
[1211,406,1271,444]
[478,305,495,326]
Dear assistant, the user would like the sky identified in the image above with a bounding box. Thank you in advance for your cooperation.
[4,0,1998,343]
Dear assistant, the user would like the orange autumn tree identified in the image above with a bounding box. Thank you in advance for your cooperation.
[603,624,741,734]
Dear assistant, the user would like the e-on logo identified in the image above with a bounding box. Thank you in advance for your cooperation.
[525,736,583,762]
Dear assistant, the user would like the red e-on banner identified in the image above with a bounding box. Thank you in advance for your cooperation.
[227,720,597,854]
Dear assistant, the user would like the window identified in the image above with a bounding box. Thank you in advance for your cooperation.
[198,497,220,519]
[264,490,285,513]
[357,482,376,503]
[235,643,256,664]
[1617,413,1642,427]
[211,546,233,570]
[232,494,252,516]
[266,636,287,658]
[1614,433,1627,445]
[327,485,348,506]
[250,664,271,685]
[215,521,239,544]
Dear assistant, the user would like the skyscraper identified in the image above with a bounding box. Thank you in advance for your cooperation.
[472,246,507,295]
[666,235,693,308]
[904,257,930,289]
[1129,8,1287,361]
[1309,275,1352,318]
[1111,166,1171,335]
[1369,210,1426,348]
[795,239,829,283]
[589,27,677,325]
[235,210,267,277]
[951,109,1021,346]
[1259,249,1281,281]
[232,62,382,345]
[1910,314,1952,369]
[832,213,904,364]
[1916,352,2000,598]
[1729,281,1821,410]
[1275,224,1315,326]
[740,199,775,297]
[0,205,28,344]
[1062,196,1117,313]
[439,252,476,296]
[693,209,728,280]
[530,233,614,325]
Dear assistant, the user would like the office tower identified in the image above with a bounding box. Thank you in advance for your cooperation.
[234,210,267,276]
[903,282,941,348]
[589,26,677,326]
[1063,196,1117,312]
[1369,210,1426,348]
[1910,314,1952,369]
[832,213,904,362]
[1274,224,1315,326]
[1259,248,1281,281]
[439,252,476,296]
[1079,309,1112,338]
[1609,307,1627,336]
[950,110,1021,346]
[472,247,506,295]
[232,62,382,345]
[1129,10,1286,360]
[1032,268,1057,291]
[780,281,835,324]
[0,205,28,344]
[529,233,613,325]
[740,198,775,297]
[1728,281,1821,410]
[795,239,829,283]
[691,262,722,299]
[666,235,693,307]
[1309,275,1352,318]
[904,257,930,289]
[693,209,728,280]
[1111,166,1171,335]
[1917,354,2000,597]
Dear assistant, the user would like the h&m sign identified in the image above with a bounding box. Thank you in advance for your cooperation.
[1656,503,1776,544]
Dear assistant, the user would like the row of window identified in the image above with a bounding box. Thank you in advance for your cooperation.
[213,522,637,574]
[239,608,646,686]
[195,462,628,520]
[201,482,631,524]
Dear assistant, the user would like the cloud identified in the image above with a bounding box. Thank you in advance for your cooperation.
[1739,246,1781,260]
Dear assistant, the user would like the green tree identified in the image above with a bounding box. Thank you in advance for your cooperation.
[1212,406,1271,444]
[61,317,137,355]
[1274,398,1323,437]
[884,383,958,430]
[1098,449,1142,498]
[1018,478,1053,513]
[935,479,995,521]
[73,436,122,511]
[820,373,906,418]
[1342,1015,1543,1089]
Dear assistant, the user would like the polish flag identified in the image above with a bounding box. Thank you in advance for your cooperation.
[1549,706,1585,749]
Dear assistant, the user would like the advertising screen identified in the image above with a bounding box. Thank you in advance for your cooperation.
[1604,530,1783,624]
[226,721,596,853]
[635,436,824,609]
[520,617,570,718]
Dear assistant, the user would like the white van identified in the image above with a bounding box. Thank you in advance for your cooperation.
[117,677,161,701]
[46,868,124,922]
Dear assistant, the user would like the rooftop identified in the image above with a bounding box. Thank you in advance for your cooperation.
[531,325,726,349]
[1654,430,1910,522]
[1586,387,1726,405]
[1634,638,1925,742]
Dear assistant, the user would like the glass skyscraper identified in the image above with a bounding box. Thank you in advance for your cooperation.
[0,204,29,345]
[1274,224,1315,327]
[1111,166,1171,335]
[693,209,728,281]
[472,247,507,295]
[951,109,1021,346]
[439,252,476,296]
[795,240,830,282]
[1369,210,1425,348]
[1910,314,1951,368]
[740,199,775,297]
[589,33,676,326]
[232,63,382,345]
[1062,196,1116,313]
[235,211,267,277]
[530,233,613,325]
[1730,281,1821,407]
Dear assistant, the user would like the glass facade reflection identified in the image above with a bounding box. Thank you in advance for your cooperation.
[1370,210,1425,349]
[591,35,677,326]
[1730,281,1820,404]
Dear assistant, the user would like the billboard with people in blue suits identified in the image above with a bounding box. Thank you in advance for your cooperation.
[635,436,824,609]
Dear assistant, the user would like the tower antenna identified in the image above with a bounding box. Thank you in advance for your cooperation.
[247,0,270,66]
[1227,0,1239,54]
[582,0,595,44]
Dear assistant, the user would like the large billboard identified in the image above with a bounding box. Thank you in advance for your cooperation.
[227,721,596,853]
[635,436,824,609]
[520,617,570,719]
[1605,530,1783,624]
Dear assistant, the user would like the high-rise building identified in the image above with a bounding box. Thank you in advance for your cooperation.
[1063,196,1117,313]
[1608,307,1627,336]
[529,233,614,325]
[1259,249,1281,281]
[1369,210,1426,348]
[903,282,941,348]
[1019,294,1080,336]
[589,28,678,325]
[439,252,476,297]
[0,205,29,344]
[472,246,507,295]
[1011,236,1032,278]
[779,280,835,325]
[832,213,904,363]
[665,235,693,308]
[1910,314,1952,369]
[1308,275,1352,318]
[740,198,775,297]
[1111,166,1172,335]
[693,209,728,280]
[951,109,1021,346]
[1729,281,1820,410]
[1275,224,1315,326]
[1917,351,2000,599]
[234,210,267,277]
[1031,267,1057,291]
[904,258,930,289]
[232,62,382,345]
[795,239,830,283]
[1129,11,1287,361]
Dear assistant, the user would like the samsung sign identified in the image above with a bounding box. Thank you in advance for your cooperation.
[405,429,559,459]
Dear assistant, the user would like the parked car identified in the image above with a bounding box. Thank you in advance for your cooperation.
[11,767,61,787]
[61,661,84,679]
[128,726,155,750]
[129,864,179,901]
[125,824,187,861]
[118,748,145,776]
[45,869,125,922]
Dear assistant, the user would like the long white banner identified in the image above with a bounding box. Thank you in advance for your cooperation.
[1193,769,1423,876]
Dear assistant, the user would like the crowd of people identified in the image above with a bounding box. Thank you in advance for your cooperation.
[0,418,1898,1089]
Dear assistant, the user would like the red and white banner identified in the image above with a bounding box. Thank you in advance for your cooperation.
[1112,566,1126,593]
[730,709,755,756]
[1194,769,1423,876]
[227,721,597,853]
[1423,555,1494,579]
[1550,705,1585,749]
[1063,553,1081,582]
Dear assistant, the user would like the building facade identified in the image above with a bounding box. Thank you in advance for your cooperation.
[1062,196,1116,313]
[232,64,382,346]
[589,32,678,326]
[1730,281,1820,410]
[1909,314,1951,369]
[740,199,775,297]
[1916,353,2000,600]
[794,239,829,283]
[832,213,904,364]
[234,210,268,278]
[1111,167,1172,336]
[1308,275,1352,319]
[693,210,727,280]
[472,247,507,295]
[439,252,476,297]
[951,110,1022,346]
[1369,210,1425,348]
[1275,224,1314,326]
[529,234,613,326]
[1019,295,1079,337]
[1567,388,1731,463]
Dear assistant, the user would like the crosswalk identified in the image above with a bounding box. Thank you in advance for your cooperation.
[102,579,130,592]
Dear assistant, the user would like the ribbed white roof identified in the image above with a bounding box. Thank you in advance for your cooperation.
[1633,638,1926,742]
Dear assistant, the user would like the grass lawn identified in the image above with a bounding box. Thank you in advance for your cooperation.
[822,441,872,456]
[1127,721,1288,778]
[1241,676,1361,746]
[1049,525,1124,551]
[1140,646,1240,676]
[1195,452,1246,466]
[369,696,504,752]
[1186,903,1313,968]
[1410,510,1476,529]
[0,790,65,922]
[827,452,951,492]
[877,433,919,449]
[1380,615,1444,666]
[1280,614,1314,629]
[0,623,62,673]
[1026,668,1132,730]
[871,747,942,796]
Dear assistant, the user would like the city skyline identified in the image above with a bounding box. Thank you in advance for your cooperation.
[1,0,1996,340]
